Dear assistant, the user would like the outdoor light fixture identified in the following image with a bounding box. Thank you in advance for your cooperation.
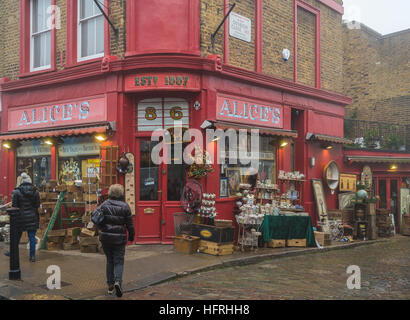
[95,134,107,142]
[280,140,289,148]
[390,164,398,170]
[282,49,291,61]
[2,142,11,149]
[321,143,333,150]
[44,139,54,145]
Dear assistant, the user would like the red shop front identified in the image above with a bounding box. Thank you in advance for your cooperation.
[122,63,351,244]
[344,149,410,233]
[1,55,351,245]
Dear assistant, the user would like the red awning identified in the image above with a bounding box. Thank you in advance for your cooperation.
[0,125,109,141]
[345,156,410,164]
[306,133,353,145]
[214,121,298,138]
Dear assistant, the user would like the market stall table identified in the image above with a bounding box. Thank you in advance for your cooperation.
[262,215,317,247]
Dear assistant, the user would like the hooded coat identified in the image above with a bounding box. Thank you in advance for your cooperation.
[12,182,40,231]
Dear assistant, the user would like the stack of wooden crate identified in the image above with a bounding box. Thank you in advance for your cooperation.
[191,224,234,256]
[79,226,103,254]
[376,209,394,237]
[46,229,66,251]
[63,227,81,250]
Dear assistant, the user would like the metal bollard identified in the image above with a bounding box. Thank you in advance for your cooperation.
[7,207,21,280]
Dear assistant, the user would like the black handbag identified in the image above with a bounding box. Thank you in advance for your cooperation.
[91,209,104,228]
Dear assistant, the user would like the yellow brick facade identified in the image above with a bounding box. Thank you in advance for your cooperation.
[343,23,410,124]
[1,0,345,95]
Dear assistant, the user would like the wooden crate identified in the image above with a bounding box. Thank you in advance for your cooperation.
[173,236,200,254]
[83,193,98,203]
[199,240,234,256]
[48,229,66,237]
[66,227,81,237]
[46,242,63,251]
[80,244,98,253]
[267,239,286,248]
[80,228,97,237]
[79,236,100,246]
[314,231,331,246]
[286,239,307,247]
[63,242,80,250]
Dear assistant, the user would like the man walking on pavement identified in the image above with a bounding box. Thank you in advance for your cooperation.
[92,184,135,298]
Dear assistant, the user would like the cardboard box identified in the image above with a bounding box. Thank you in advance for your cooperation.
[173,235,200,254]
[286,239,307,247]
[267,239,286,248]
[80,228,97,237]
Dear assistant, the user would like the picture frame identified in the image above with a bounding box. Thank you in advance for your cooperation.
[225,168,242,197]
[312,179,328,224]
[339,173,357,192]
[219,178,228,198]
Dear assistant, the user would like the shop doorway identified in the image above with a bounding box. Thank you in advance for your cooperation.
[377,177,401,233]
[135,138,187,244]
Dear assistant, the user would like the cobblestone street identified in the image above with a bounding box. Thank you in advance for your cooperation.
[120,236,410,300]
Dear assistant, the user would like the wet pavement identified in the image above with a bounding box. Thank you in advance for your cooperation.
[114,236,410,300]
[0,236,407,300]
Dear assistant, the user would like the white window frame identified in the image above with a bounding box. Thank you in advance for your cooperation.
[30,0,52,72]
[77,0,105,62]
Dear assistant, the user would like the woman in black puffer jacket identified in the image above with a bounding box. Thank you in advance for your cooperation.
[93,184,135,297]
[12,173,40,262]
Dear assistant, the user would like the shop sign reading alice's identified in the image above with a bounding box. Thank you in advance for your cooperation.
[216,96,283,128]
[8,96,107,131]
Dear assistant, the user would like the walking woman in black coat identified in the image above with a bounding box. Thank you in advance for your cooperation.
[93,184,135,297]
[12,172,40,262]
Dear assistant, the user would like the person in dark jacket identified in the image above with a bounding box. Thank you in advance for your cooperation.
[12,172,40,262]
[93,184,135,297]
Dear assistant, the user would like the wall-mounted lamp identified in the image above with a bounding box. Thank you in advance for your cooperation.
[282,48,291,61]
[95,134,108,142]
[2,142,11,149]
[390,164,398,170]
[280,140,289,148]
[44,139,54,145]
[322,143,333,150]
[310,157,316,168]
[2,141,20,149]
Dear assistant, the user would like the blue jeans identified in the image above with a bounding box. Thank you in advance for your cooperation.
[102,243,126,286]
[18,230,37,258]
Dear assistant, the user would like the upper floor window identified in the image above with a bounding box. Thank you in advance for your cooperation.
[31,0,51,71]
[78,0,104,61]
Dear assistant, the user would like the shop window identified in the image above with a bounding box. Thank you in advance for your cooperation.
[16,140,51,188]
[140,140,159,201]
[78,0,104,61]
[57,136,101,185]
[31,0,52,71]
[220,135,277,197]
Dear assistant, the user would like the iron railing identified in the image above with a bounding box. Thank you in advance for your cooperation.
[344,119,410,152]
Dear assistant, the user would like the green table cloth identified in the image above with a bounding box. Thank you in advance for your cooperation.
[262,215,316,247]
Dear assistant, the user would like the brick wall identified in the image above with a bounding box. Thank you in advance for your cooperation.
[200,0,344,93]
[0,0,126,80]
[343,23,410,124]
[0,0,20,80]
[1,0,345,95]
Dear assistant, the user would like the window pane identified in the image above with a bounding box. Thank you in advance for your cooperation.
[33,31,51,68]
[80,0,94,19]
[95,16,104,54]
[167,164,186,201]
[81,19,91,57]
[140,141,159,201]
[32,0,51,33]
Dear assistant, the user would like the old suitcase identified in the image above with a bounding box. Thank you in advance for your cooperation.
[191,224,235,243]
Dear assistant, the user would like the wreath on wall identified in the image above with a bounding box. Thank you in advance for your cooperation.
[187,146,214,179]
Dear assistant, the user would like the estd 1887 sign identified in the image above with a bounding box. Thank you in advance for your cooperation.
[137,98,189,131]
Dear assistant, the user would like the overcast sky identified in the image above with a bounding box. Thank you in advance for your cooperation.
[343,0,410,35]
